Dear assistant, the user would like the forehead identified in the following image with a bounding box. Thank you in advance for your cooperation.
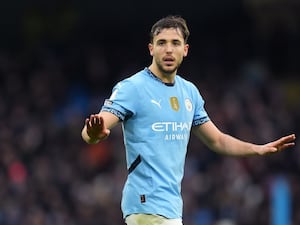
[153,28,184,42]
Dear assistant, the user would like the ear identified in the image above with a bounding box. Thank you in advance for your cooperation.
[183,44,189,57]
[148,43,154,56]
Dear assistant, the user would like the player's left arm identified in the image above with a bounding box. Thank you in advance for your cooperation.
[192,120,296,156]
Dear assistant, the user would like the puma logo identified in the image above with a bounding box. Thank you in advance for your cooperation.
[151,99,162,108]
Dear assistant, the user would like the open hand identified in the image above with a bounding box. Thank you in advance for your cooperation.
[85,114,111,142]
[258,134,296,155]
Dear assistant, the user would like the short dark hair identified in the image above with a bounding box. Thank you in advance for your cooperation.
[150,15,190,44]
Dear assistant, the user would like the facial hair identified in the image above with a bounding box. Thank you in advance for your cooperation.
[155,57,183,76]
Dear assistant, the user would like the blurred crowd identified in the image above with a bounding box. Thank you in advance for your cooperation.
[0,1,300,225]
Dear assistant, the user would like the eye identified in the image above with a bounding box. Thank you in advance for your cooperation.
[157,41,165,46]
[173,41,181,46]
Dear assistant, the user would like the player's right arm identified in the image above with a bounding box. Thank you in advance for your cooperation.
[81,111,120,144]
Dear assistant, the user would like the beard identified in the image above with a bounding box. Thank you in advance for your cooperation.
[155,58,182,75]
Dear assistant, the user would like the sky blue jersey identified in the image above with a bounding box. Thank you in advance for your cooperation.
[101,68,210,219]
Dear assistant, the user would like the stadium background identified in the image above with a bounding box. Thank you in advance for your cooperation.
[0,0,299,224]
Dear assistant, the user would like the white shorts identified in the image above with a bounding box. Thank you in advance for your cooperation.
[125,214,183,225]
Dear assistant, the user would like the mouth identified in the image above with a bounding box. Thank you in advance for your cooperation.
[163,56,175,66]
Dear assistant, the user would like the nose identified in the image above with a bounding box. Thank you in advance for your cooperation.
[165,43,174,53]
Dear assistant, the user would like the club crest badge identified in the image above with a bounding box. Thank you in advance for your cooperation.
[170,97,180,111]
[185,99,193,112]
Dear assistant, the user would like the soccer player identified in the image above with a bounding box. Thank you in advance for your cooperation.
[81,15,296,225]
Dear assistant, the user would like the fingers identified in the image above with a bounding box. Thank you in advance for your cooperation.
[262,134,296,155]
[278,142,295,151]
[278,134,296,147]
[84,114,110,141]
[99,116,105,126]
[85,114,103,129]
[280,134,296,143]
[270,134,296,152]
[90,114,98,125]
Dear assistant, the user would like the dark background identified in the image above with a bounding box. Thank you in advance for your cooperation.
[0,1,299,225]
[1,0,300,78]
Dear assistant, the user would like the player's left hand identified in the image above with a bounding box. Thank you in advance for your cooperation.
[258,134,296,155]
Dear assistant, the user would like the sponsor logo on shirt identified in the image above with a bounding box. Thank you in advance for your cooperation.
[151,121,192,141]
[151,122,191,132]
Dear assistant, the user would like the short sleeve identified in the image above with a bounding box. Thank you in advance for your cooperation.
[191,85,210,126]
[101,79,137,121]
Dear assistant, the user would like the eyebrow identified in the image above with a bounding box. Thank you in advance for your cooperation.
[155,38,182,43]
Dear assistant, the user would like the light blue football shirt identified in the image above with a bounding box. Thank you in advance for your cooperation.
[101,68,210,219]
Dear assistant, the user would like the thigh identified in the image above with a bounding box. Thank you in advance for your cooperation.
[125,214,183,225]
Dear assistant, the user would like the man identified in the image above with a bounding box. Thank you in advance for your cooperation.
[81,15,296,225]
